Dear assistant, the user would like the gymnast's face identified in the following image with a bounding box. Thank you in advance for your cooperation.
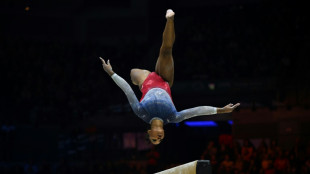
[148,127,165,145]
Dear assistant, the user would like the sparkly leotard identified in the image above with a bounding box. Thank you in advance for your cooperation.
[140,72,172,102]
[111,73,217,124]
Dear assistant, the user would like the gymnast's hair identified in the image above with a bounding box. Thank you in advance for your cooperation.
[145,125,151,144]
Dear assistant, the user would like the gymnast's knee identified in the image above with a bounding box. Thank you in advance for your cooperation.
[130,68,143,85]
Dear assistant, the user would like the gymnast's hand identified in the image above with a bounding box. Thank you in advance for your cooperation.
[217,103,240,114]
[100,57,114,76]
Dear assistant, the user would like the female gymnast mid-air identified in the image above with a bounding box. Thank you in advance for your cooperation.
[100,9,240,145]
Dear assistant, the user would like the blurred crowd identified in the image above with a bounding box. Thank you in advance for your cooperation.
[2,135,310,174]
[201,137,310,174]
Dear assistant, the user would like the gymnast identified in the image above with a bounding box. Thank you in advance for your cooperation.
[100,9,240,145]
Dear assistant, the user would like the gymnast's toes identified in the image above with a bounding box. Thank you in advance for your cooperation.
[166,9,175,19]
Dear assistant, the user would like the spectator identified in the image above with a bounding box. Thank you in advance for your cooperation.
[219,154,234,174]
[274,150,289,174]
[261,154,274,174]
[241,139,254,170]
[201,140,217,160]
[146,146,160,173]
[234,154,244,174]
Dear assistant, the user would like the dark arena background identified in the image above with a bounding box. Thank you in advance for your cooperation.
[1,0,310,173]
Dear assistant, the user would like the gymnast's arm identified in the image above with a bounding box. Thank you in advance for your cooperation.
[172,103,240,123]
[99,57,148,118]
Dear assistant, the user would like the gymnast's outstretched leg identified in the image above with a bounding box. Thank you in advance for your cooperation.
[155,9,175,87]
[145,9,175,145]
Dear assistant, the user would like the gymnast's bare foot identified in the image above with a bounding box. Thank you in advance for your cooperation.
[166,9,175,20]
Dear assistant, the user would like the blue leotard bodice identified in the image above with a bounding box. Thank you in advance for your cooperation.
[111,73,217,124]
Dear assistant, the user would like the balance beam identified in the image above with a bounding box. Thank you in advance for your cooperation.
[155,160,211,174]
